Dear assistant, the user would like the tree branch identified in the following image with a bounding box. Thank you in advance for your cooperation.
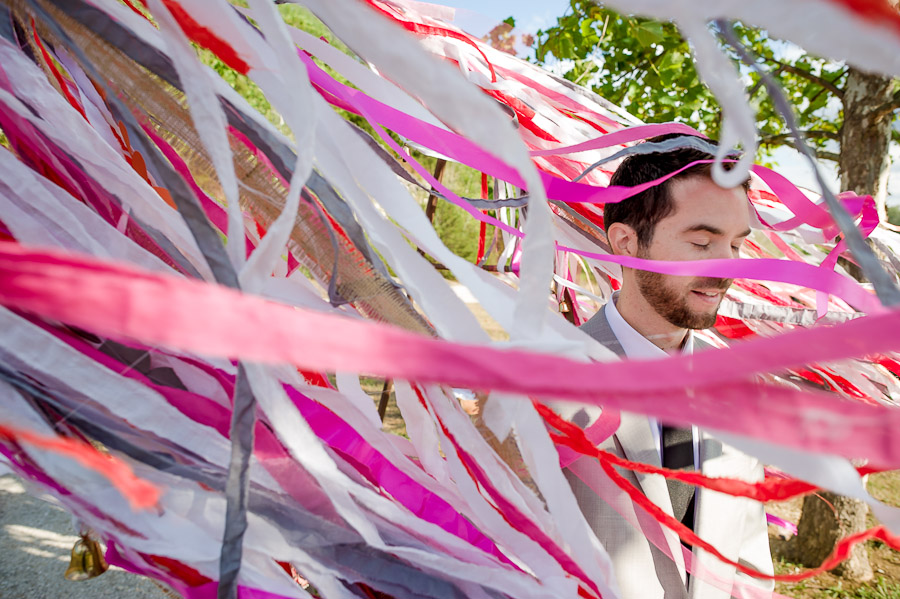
[757,131,839,162]
[758,130,839,145]
[748,66,783,99]
[814,150,839,162]
[871,88,900,121]
[761,57,845,99]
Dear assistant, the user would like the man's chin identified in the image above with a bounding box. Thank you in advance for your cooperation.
[665,303,719,330]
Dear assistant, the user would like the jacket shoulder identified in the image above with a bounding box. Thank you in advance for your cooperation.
[579,305,626,357]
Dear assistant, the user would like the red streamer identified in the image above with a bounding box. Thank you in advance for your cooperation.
[0,423,160,511]
[121,0,152,22]
[535,401,900,581]
[833,0,900,34]
[151,0,251,75]
[30,20,88,122]
[600,455,900,582]
[535,401,818,503]
[476,173,488,264]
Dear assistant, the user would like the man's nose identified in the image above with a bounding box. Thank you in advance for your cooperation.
[713,242,736,260]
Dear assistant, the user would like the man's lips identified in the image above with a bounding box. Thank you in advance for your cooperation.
[690,289,724,304]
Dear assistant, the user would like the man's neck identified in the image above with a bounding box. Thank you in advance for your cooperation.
[614,287,688,352]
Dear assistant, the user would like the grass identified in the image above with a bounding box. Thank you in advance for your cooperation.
[869,472,900,508]
[821,577,900,599]
[769,469,900,599]
[775,560,900,599]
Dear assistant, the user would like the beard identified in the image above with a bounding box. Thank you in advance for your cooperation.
[634,262,732,330]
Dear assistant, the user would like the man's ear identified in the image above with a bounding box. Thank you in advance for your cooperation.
[607,222,638,256]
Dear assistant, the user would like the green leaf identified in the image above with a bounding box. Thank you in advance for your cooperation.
[558,33,575,59]
[658,50,684,72]
[634,21,665,47]
[659,67,676,87]
[580,18,595,38]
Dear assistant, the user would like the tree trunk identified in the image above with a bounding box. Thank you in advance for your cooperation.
[794,66,896,583]
[795,491,873,580]
[838,67,895,222]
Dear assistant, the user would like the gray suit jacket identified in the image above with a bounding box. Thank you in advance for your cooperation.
[561,308,774,599]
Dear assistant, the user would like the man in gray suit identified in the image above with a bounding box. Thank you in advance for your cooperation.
[563,136,774,599]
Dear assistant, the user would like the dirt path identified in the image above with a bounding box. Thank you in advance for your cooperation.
[0,472,174,599]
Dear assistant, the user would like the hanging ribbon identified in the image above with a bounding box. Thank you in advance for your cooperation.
[0,423,160,510]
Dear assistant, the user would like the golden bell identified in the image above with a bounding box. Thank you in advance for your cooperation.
[64,535,109,581]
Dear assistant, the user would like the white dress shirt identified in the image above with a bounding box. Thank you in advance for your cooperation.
[604,294,700,469]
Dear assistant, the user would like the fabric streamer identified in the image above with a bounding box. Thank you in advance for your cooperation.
[2,1,900,598]
[0,422,161,510]
[5,242,900,472]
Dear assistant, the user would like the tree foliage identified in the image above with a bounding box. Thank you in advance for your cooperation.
[532,1,900,163]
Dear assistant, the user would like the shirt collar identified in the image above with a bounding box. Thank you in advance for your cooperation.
[604,292,693,359]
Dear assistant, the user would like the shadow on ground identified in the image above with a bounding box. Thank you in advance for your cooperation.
[0,474,174,599]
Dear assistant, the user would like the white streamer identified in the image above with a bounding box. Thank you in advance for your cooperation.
[147,0,246,270]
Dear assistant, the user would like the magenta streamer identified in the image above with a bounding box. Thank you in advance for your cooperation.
[2,243,900,468]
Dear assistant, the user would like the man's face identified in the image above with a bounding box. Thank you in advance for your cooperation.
[635,176,751,330]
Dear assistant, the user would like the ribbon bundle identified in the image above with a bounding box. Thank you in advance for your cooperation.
[0,1,899,598]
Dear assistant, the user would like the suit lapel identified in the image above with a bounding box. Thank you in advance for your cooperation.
[616,413,672,510]
[581,307,675,512]
[581,307,688,584]
[579,308,626,356]
[690,432,753,598]
[617,412,688,584]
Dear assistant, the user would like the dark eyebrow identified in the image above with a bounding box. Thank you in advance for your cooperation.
[684,224,752,238]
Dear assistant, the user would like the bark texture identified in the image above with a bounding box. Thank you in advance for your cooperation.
[798,65,896,583]
[795,491,873,581]
[839,67,895,221]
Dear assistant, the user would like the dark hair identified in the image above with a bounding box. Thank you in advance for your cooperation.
[604,134,749,247]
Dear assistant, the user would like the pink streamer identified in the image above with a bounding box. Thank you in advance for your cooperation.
[528,122,704,157]
[296,43,870,244]
[2,242,900,468]
[766,514,798,536]
[555,246,882,314]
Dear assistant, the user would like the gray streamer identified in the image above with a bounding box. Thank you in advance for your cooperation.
[717,300,862,327]
[574,135,729,182]
[0,8,14,42]
[0,361,361,549]
[23,4,257,596]
[50,2,182,88]
[218,364,254,596]
[305,189,349,306]
[715,20,900,308]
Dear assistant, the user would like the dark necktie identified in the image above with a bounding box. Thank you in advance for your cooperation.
[661,424,696,530]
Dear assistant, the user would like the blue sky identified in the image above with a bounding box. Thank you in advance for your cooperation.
[431,0,568,36]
